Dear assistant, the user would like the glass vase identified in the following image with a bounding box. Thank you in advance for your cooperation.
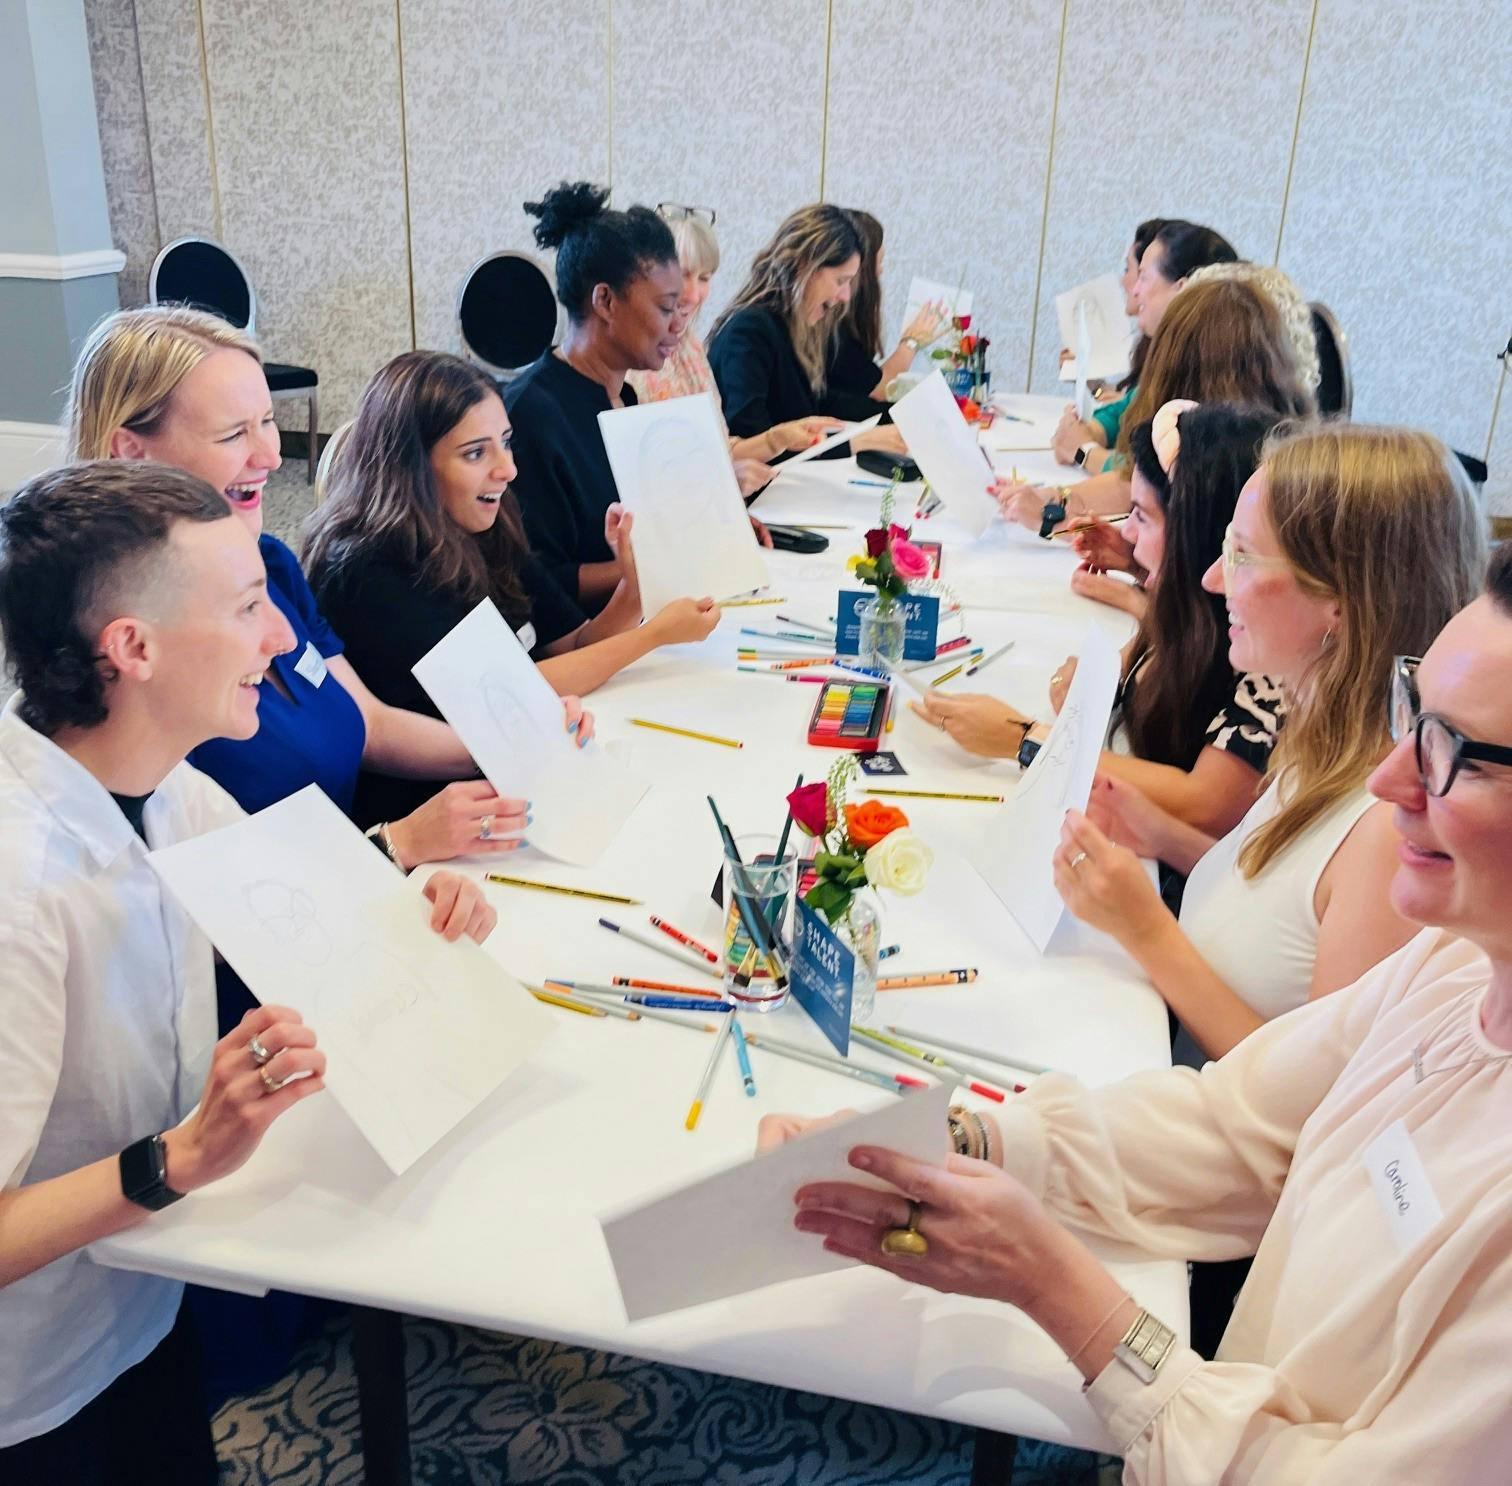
[839,891,882,1025]
[857,595,905,670]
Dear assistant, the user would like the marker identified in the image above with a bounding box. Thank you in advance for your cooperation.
[648,916,720,965]
[877,968,979,989]
[879,943,902,960]
[685,1013,735,1130]
[965,641,1016,678]
[850,1027,1016,1099]
[865,787,1005,803]
[596,917,722,978]
[611,976,725,997]
[730,1018,757,1096]
[885,1025,1054,1077]
[629,719,744,750]
[743,1031,921,1093]
[485,874,640,906]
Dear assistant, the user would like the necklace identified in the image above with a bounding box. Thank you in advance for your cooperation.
[1411,993,1512,1083]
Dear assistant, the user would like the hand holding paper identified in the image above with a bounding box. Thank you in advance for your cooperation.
[1055,273,1131,385]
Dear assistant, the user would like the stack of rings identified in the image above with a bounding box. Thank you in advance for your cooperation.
[248,1032,283,1094]
[880,1200,929,1258]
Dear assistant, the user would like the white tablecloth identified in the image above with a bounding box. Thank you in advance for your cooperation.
[93,396,1183,1451]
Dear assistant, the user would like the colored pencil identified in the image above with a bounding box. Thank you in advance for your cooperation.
[611,977,725,997]
[935,635,974,655]
[707,797,788,984]
[885,1025,1054,1077]
[930,662,965,687]
[965,641,1016,678]
[742,1031,916,1093]
[527,987,608,1017]
[649,916,720,964]
[685,1013,735,1130]
[884,686,896,733]
[848,478,890,489]
[736,666,833,682]
[596,917,723,978]
[730,1018,757,1096]
[544,981,728,1012]
[850,1027,1014,1100]
[905,649,982,673]
[718,596,786,608]
[629,719,744,750]
[624,1004,721,1034]
[865,787,1005,803]
[878,969,978,989]
[740,655,836,671]
[1051,513,1131,541]
[778,614,836,635]
[879,944,902,959]
[740,627,832,644]
[485,874,640,906]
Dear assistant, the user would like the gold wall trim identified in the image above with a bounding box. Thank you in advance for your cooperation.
[1273,0,1321,265]
[193,0,223,238]
[395,0,418,349]
[1023,0,1070,391]
[817,0,835,199]
[606,0,615,183]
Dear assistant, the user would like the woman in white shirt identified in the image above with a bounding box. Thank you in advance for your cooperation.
[768,542,1512,1483]
[1052,424,1486,1060]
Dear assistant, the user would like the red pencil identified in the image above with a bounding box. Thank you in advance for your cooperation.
[934,635,974,656]
[612,975,723,998]
[648,916,720,964]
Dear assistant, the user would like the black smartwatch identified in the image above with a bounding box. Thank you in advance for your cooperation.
[119,1133,185,1212]
[1073,441,1097,468]
[1017,732,1043,770]
[1038,496,1067,540]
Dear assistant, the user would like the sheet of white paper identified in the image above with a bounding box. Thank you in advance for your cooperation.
[900,276,973,347]
[599,393,769,614]
[889,370,1000,537]
[148,787,553,1175]
[1054,273,1130,383]
[601,1084,953,1320]
[777,413,881,468]
[968,623,1121,951]
[412,599,649,866]
[1073,301,1094,422]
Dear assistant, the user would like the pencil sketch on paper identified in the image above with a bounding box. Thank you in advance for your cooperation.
[636,414,743,537]
[481,670,556,762]
[1013,705,1080,814]
[243,879,332,966]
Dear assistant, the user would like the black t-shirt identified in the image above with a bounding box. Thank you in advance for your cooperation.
[504,351,635,614]
[112,791,152,841]
[825,328,891,418]
[310,542,584,827]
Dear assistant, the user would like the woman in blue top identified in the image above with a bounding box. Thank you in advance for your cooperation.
[66,306,590,870]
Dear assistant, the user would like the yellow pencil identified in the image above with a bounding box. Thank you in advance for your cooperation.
[529,987,608,1017]
[485,874,641,905]
[930,662,965,686]
[718,596,786,608]
[526,983,642,1022]
[866,787,1005,803]
[629,719,744,749]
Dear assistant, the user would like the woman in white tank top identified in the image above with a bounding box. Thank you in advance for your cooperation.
[1051,423,1487,1060]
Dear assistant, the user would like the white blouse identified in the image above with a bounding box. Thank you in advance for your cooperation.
[998,928,1512,1483]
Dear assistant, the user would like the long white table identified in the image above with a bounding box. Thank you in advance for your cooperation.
[93,395,1182,1460]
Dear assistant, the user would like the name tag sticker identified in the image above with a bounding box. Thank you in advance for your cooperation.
[293,641,328,688]
[515,622,538,653]
[1363,1118,1443,1252]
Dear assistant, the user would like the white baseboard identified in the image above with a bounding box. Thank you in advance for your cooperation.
[0,249,127,282]
[0,421,66,493]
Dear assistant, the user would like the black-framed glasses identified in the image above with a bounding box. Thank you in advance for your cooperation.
[1390,655,1512,796]
[658,202,716,226]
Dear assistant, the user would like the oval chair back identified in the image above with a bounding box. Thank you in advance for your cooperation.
[456,251,561,381]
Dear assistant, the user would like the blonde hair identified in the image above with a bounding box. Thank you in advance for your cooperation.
[1239,424,1487,876]
[665,212,720,277]
[710,204,862,393]
[66,304,262,461]
[1187,262,1320,394]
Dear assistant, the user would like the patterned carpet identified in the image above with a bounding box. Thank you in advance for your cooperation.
[211,1315,1119,1485]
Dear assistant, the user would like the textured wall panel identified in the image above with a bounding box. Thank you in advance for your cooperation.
[825,0,1063,394]
[133,0,216,242]
[1280,0,1512,460]
[1031,0,1314,391]
[403,0,610,356]
[610,0,828,337]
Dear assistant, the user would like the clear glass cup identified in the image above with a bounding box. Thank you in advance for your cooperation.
[721,832,796,1012]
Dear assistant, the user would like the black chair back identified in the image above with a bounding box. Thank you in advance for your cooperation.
[457,252,559,378]
[149,237,255,330]
[1309,302,1352,418]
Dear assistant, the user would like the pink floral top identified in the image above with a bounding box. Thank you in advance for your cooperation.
[626,330,729,436]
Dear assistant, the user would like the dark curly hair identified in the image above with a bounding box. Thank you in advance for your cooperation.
[524,180,676,321]
[1488,539,1512,615]
[0,460,231,735]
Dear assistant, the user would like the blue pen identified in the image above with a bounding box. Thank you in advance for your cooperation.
[629,996,734,1013]
[848,478,890,488]
[997,412,1031,424]
[730,1018,757,1096]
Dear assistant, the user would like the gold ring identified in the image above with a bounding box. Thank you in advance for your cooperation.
[880,1200,929,1258]
[248,1034,272,1066]
[258,1065,283,1094]
[1070,851,1088,871]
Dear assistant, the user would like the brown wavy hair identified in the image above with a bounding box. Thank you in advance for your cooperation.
[1237,425,1487,877]
[841,209,885,360]
[303,352,531,626]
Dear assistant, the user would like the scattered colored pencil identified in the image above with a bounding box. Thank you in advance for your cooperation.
[730,1019,757,1097]
[878,968,978,989]
[906,649,982,673]
[743,1031,918,1094]
[865,787,1004,804]
[685,1013,735,1130]
[1051,513,1131,541]
[485,874,640,906]
[778,614,836,635]
[649,916,720,965]
[611,977,725,997]
[965,641,1016,678]
[740,627,832,645]
[935,635,974,655]
[848,478,890,489]
[740,655,836,671]
[718,596,786,608]
[527,986,608,1017]
[544,981,728,1012]
[850,1027,1015,1100]
[596,917,723,977]
[885,1025,1054,1077]
[737,668,832,683]
[930,662,965,687]
[625,1004,722,1034]
[629,719,744,750]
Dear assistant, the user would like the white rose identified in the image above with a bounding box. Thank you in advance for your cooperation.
[863,828,933,895]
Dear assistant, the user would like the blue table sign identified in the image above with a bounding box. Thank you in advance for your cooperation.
[791,900,855,1056]
[834,590,941,663]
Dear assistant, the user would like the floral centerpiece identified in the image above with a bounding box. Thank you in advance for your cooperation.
[930,313,991,420]
[844,471,933,665]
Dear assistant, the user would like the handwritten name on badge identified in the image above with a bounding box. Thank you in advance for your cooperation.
[293,641,327,688]
[1363,1119,1444,1252]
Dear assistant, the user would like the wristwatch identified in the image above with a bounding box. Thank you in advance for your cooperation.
[1017,732,1042,770]
[1112,1308,1177,1384]
[1038,488,1070,540]
[1073,441,1097,468]
[902,335,921,353]
[119,1133,185,1212]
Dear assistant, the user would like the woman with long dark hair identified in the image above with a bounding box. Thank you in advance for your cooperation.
[305,351,718,828]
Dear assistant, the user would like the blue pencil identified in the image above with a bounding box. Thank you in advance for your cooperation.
[730,1018,757,1096]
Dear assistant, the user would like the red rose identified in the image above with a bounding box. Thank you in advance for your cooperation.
[864,527,888,558]
[786,781,830,837]
[955,313,972,332]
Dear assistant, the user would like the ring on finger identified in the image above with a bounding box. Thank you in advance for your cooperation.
[258,1065,284,1095]
[1070,850,1088,871]
[478,814,494,842]
[880,1199,929,1258]
[248,1034,272,1066]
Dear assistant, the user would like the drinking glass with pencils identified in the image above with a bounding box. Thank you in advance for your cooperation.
[720,833,796,1013]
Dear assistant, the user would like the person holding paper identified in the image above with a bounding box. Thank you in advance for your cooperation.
[65,306,559,875]
[1001,279,1311,532]
[706,204,909,456]
[305,351,718,828]
[826,209,949,407]
[766,544,1512,1478]
[0,461,496,1478]
[915,404,1288,842]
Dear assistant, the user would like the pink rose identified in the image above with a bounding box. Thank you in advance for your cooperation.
[786,781,830,837]
[891,540,931,580]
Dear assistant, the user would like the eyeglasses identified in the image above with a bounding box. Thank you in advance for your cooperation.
[1220,523,1290,585]
[658,202,717,226]
[1390,655,1512,797]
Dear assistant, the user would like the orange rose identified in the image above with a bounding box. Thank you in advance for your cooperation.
[843,801,910,849]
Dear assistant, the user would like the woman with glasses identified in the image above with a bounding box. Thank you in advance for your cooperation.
[1049,424,1486,1065]
[763,543,1512,1483]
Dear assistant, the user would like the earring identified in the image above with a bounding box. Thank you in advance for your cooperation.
[1321,629,1335,651]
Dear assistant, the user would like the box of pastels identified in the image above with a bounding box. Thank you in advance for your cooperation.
[806,678,891,753]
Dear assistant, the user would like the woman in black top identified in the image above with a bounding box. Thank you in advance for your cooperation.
[305,351,717,826]
[827,209,949,409]
[707,204,908,455]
